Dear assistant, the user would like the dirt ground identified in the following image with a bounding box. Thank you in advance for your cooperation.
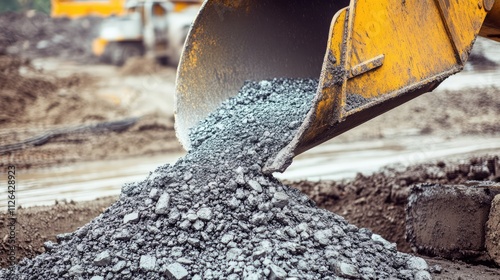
[0,11,101,62]
[0,196,117,268]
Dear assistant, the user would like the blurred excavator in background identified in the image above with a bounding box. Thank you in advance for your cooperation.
[52,0,202,65]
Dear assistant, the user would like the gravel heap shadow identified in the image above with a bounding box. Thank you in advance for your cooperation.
[2,79,431,279]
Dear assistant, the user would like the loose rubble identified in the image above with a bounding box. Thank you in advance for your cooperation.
[2,78,430,279]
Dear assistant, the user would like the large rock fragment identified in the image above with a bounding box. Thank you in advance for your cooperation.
[155,193,171,214]
[332,261,359,279]
[93,250,111,266]
[406,183,499,260]
[123,212,139,224]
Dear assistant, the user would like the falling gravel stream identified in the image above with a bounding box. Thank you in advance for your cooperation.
[2,78,433,279]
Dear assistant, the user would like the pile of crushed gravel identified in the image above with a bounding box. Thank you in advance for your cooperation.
[2,78,431,279]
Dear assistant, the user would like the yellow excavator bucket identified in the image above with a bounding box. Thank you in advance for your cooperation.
[175,0,500,173]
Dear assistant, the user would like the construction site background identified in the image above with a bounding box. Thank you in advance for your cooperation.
[0,0,50,14]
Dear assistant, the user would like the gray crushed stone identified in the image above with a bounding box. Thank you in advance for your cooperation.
[112,260,126,272]
[93,250,111,266]
[68,264,83,276]
[1,78,429,279]
[333,261,360,278]
[269,263,287,280]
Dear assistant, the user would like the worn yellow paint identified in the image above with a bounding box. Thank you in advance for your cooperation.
[153,3,167,15]
[173,3,189,12]
[92,38,108,56]
[51,0,127,19]
[299,7,349,148]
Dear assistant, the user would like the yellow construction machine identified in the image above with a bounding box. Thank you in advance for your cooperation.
[175,0,500,173]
